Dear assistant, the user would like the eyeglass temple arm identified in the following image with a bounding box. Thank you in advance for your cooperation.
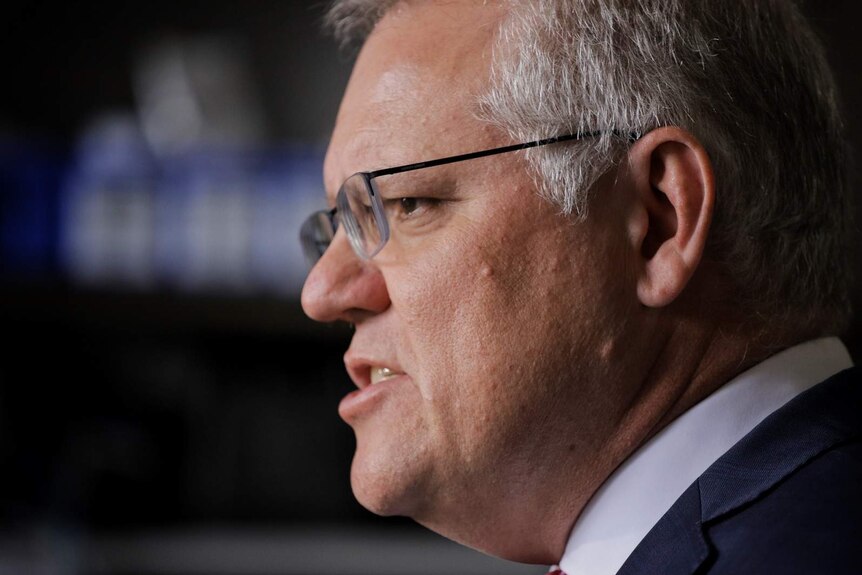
[368,130,640,178]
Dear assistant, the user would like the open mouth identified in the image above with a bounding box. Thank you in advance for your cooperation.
[369,366,405,385]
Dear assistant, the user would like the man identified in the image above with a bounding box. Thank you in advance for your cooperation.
[300,1,861,573]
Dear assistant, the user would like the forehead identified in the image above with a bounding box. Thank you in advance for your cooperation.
[324,1,507,197]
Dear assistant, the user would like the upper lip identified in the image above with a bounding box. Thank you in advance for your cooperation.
[344,350,405,390]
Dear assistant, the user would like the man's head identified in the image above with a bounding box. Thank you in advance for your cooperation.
[301,0,851,563]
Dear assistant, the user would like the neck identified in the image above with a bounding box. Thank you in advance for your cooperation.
[554,312,801,560]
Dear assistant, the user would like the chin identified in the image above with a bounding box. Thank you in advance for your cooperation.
[347,407,436,517]
[348,445,428,518]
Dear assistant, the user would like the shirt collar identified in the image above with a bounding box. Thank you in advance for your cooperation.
[558,337,853,575]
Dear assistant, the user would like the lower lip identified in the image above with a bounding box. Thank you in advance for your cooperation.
[338,375,406,420]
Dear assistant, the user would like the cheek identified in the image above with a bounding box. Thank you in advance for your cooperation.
[393,232,495,388]
[384,213,578,444]
[381,225,515,451]
[382,180,630,448]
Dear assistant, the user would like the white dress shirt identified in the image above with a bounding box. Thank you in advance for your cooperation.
[558,337,854,575]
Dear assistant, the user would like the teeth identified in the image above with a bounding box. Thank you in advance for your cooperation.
[370,366,402,385]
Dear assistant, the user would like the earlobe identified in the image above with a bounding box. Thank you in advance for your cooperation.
[627,128,715,308]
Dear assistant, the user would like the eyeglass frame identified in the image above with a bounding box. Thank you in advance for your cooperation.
[300,130,638,266]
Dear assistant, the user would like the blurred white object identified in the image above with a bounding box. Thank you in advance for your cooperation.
[251,149,326,295]
[60,112,156,289]
[134,36,266,156]
[154,153,254,293]
[59,36,322,297]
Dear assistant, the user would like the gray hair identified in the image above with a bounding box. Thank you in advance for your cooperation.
[327,0,852,334]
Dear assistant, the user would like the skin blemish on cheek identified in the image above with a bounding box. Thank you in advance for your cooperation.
[480,264,494,278]
[600,338,616,361]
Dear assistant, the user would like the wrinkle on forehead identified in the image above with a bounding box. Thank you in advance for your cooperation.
[344,65,426,168]
[324,1,507,199]
[326,68,434,192]
[370,65,421,107]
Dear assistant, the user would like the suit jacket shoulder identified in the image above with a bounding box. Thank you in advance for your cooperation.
[617,367,862,575]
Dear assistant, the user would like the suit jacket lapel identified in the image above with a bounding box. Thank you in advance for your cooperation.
[615,482,710,575]
[615,367,862,575]
[698,367,862,523]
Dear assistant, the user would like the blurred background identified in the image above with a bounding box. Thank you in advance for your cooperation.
[0,2,860,574]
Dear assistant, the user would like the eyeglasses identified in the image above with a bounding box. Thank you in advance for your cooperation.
[300,131,632,266]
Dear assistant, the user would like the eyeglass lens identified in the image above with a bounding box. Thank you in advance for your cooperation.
[300,172,389,267]
[340,173,385,259]
[300,210,336,266]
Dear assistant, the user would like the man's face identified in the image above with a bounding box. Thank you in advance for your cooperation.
[302,1,637,556]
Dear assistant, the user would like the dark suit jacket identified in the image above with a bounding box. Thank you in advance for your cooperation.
[617,367,862,575]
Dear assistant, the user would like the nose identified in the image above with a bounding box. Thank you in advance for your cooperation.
[301,229,391,323]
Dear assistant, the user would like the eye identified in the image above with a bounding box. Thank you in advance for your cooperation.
[399,197,420,215]
[384,196,441,220]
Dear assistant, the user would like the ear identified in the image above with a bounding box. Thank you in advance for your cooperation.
[624,127,715,308]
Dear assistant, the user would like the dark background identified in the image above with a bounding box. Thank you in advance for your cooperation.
[0,2,860,573]
[1,0,359,527]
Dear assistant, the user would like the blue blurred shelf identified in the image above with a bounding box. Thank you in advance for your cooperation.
[1,133,327,299]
